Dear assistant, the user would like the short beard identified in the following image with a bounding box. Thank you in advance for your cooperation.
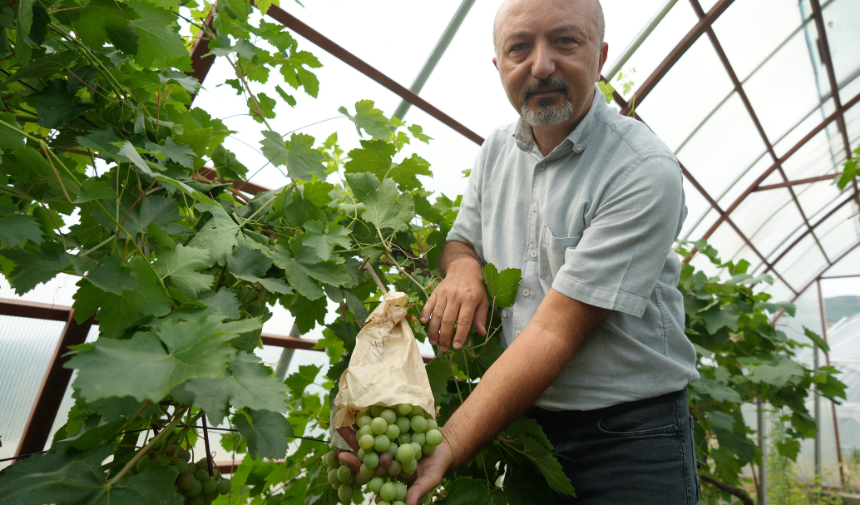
[520,78,573,126]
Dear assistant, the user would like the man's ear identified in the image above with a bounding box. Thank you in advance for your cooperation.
[596,42,609,78]
[492,56,499,71]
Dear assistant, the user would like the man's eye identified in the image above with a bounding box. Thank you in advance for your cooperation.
[558,37,575,44]
[511,43,527,52]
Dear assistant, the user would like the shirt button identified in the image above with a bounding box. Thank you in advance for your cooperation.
[501,308,507,318]
[522,289,530,297]
[531,204,536,212]
[516,331,521,336]
[530,250,537,258]
[539,163,546,171]
[574,143,584,153]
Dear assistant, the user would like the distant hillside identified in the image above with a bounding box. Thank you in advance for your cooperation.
[825,296,860,324]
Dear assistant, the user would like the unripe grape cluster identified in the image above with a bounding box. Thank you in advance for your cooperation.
[325,404,444,505]
[131,444,231,505]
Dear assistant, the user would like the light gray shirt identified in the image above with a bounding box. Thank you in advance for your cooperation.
[448,85,700,411]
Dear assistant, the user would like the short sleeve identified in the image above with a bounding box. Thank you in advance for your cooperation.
[551,155,686,317]
[446,141,489,262]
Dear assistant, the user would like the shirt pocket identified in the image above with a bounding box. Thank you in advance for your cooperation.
[538,225,582,285]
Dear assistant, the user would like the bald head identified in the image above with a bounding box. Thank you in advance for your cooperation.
[493,0,605,54]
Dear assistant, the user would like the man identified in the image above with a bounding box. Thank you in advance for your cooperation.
[340,0,700,503]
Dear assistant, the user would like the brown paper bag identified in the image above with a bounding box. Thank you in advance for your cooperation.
[333,291,435,430]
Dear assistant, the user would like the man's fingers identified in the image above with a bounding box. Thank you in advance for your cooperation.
[420,291,437,326]
[474,295,489,336]
[336,450,361,472]
[427,294,448,347]
[337,426,360,452]
[437,301,461,352]
[406,466,445,505]
[452,302,477,350]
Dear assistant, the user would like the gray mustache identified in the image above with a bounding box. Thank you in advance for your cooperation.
[522,78,570,101]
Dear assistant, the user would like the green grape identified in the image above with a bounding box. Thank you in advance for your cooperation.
[368,476,384,493]
[422,443,436,455]
[364,451,379,469]
[393,502,406,505]
[354,472,370,485]
[195,469,209,481]
[378,501,392,505]
[135,455,151,473]
[324,451,337,467]
[403,459,418,473]
[352,488,363,504]
[204,492,218,504]
[410,416,427,433]
[374,434,390,453]
[397,404,412,416]
[395,417,411,434]
[178,472,196,490]
[396,444,415,463]
[337,465,353,483]
[328,469,341,486]
[213,467,221,479]
[166,444,181,458]
[168,465,178,473]
[174,459,189,474]
[425,429,443,446]
[385,424,400,440]
[217,478,231,495]
[380,482,397,502]
[202,478,218,494]
[179,449,192,462]
[386,441,399,457]
[338,483,353,502]
[196,459,209,469]
[426,420,438,431]
[411,442,423,461]
[370,405,385,417]
[399,434,412,445]
[188,495,205,505]
[380,409,397,425]
[359,434,375,450]
[394,482,407,501]
[387,460,402,475]
[356,412,372,428]
[412,433,425,446]
[357,425,373,438]
[186,479,203,497]
[359,463,374,478]
[357,448,366,461]
[154,457,169,466]
[409,405,424,418]
[370,417,388,435]
[186,463,197,474]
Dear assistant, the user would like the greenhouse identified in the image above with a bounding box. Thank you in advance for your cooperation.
[0,0,858,503]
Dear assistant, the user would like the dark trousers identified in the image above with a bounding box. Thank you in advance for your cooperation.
[525,388,700,504]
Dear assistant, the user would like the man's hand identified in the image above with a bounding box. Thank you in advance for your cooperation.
[420,242,488,352]
[406,432,455,505]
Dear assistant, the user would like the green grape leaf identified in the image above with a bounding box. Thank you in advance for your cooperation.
[74,178,118,203]
[234,408,293,460]
[803,326,829,352]
[0,214,43,247]
[506,417,553,451]
[0,445,183,505]
[129,0,189,67]
[72,0,137,49]
[339,100,391,139]
[227,246,272,278]
[273,243,351,300]
[83,255,136,295]
[188,203,243,265]
[748,359,804,387]
[67,314,262,402]
[452,335,504,379]
[3,52,78,87]
[762,301,795,317]
[29,79,95,129]
[285,364,322,399]
[292,295,328,333]
[158,70,199,93]
[171,352,289,424]
[482,264,522,308]
[0,113,25,151]
[116,141,157,176]
[345,172,414,232]
[285,133,325,182]
[391,154,433,190]
[260,130,288,166]
[145,137,194,169]
[424,358,453,407]
[700,304,740,334]
[72,257,172,337]
[1,241,79,295]
[344,289,368,323]
[302,220,351,261]
[274,84,296,107]
[689,378,742,403]
[705,410,736,431]
[506,464,558,505]
[105,22,140,55]
[436,477,495,505]
[211,144,248,181]
[522,436,576,496]
[344,139,394,178]
[198,288,241,320]
[153,244,214,298]
[408,124,432,143]
[255,0,279,14]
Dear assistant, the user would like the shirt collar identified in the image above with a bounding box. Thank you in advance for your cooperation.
[513,84,606,157]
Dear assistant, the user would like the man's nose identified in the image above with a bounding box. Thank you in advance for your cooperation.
[530,39,556,79]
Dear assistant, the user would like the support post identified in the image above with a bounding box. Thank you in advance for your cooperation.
[274,323,302,380]
[757,400,767,504]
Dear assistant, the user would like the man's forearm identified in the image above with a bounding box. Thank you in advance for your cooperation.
[439,241,482,277]
[441,289,609,468]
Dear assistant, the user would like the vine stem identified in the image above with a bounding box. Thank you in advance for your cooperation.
[41,140,72,203]
[364,262,388,293]
[113,400,151,441]
[79,232,119,258]
[385,251,426,294]
[202,415,214,477]
[107,406,188,485]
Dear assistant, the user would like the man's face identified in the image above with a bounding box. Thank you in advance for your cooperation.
[493,0,607,127]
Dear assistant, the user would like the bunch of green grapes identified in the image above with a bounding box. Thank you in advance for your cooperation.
[133,444,232,505]
[324,404,444,505]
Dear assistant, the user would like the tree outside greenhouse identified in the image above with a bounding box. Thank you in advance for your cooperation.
[0,1,857,505]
